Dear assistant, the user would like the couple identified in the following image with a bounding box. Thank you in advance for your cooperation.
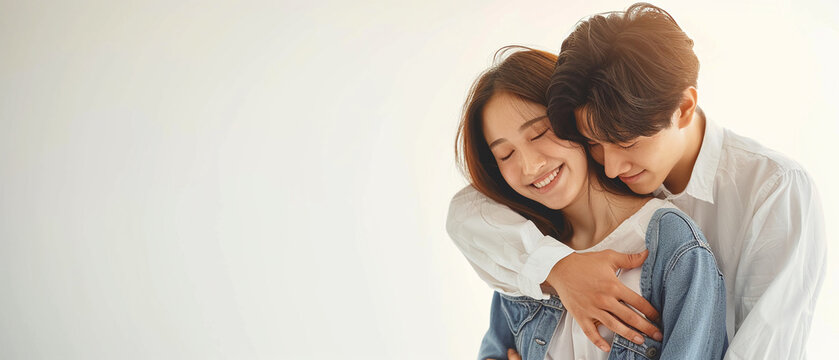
[448,3,825,360]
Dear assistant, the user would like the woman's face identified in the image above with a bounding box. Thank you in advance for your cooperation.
[482,92,589,210]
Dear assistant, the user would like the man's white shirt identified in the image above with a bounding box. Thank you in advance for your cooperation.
[446,119,826,359]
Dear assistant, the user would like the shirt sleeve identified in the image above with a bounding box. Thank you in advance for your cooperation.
[446,186,574,299]
[724,169,827,360]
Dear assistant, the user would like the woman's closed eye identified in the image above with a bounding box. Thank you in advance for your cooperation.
[531,128,549,141]
[500,150,514,161]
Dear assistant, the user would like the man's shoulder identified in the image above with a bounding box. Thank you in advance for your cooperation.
[718,127,815,199]
[720,127,805,174]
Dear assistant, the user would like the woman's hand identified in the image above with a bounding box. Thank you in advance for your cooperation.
[486,348,521,360]
[544,250,663,352]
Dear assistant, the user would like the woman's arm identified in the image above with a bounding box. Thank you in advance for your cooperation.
[477,292,517,360]
[647,210,728,359]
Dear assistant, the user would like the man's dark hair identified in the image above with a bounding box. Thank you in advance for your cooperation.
[547,2,699,143]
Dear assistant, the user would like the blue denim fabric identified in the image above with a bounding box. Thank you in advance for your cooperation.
[478,208,728,360]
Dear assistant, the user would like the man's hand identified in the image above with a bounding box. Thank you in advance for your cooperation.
[545,250,662,352]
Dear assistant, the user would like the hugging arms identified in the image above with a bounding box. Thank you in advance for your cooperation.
[448,3,826,359]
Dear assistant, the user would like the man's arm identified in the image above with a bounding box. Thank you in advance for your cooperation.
[725,170,826,359]
[446,186,573,298]
[447,186,661,351]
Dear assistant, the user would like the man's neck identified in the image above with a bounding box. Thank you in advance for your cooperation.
[663,110,706,194]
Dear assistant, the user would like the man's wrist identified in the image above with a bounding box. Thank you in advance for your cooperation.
[544,252,578,292]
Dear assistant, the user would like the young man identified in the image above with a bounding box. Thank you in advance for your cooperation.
[448,4,825,359]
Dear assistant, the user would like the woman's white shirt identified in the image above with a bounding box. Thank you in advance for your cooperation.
[545,198,674,360]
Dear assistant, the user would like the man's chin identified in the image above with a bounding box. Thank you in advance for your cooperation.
[626,181,658,195]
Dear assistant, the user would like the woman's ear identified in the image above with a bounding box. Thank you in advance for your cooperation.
[676,87,698,129]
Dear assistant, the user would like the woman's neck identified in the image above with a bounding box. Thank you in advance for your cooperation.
[561,173,651,250]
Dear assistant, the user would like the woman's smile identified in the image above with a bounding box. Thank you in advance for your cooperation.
[531,165,563,194]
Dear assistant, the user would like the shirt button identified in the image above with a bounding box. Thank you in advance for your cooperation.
[646,346,658,358]
[534,338,546,345]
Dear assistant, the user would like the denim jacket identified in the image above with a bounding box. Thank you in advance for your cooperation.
[478,208,728,360]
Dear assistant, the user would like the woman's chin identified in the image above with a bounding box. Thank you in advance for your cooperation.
[525,194,568,210]
[542,199,568,210]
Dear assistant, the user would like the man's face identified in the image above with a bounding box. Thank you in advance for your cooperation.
[574,107,686,194]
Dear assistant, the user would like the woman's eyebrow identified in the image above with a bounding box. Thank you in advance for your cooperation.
[518,115,548,132]
[488,115,548,149]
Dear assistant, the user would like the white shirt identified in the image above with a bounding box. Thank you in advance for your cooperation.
[446,119,826,360]
[545,199,674,360]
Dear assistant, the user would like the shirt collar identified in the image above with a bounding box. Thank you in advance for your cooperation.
[654,116,723,204]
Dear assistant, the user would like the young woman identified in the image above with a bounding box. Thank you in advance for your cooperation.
[454,47,727,360]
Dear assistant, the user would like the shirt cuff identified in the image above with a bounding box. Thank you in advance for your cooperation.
[518,238,575,299]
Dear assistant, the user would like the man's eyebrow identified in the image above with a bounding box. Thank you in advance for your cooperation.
[488,115,548,149]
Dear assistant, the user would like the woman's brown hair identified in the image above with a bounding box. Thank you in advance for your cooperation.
[455,46,640,240]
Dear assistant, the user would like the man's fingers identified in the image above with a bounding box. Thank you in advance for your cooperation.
[620,287,660,323]
[611,249,648,269]
[600,312,646,345]
[549,249,661,351]
[609,299,662,341]
[580,319,611,352]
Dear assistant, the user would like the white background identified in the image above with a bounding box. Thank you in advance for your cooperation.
[1,0,836,359]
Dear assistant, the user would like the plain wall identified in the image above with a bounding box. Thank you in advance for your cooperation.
[1,0,837,358]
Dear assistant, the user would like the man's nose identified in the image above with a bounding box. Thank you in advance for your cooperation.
[603,146,631,179]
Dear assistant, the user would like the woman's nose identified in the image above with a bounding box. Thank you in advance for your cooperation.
[521,148,547,176]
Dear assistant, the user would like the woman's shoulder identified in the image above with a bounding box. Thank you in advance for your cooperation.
[634,198,679,232]
[644,205,714,260]
[646,206,702,240]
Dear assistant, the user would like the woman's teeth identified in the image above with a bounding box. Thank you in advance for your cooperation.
[533,167,560,188]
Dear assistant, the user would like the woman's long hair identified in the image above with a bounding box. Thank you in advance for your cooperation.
[455,46,642,241]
